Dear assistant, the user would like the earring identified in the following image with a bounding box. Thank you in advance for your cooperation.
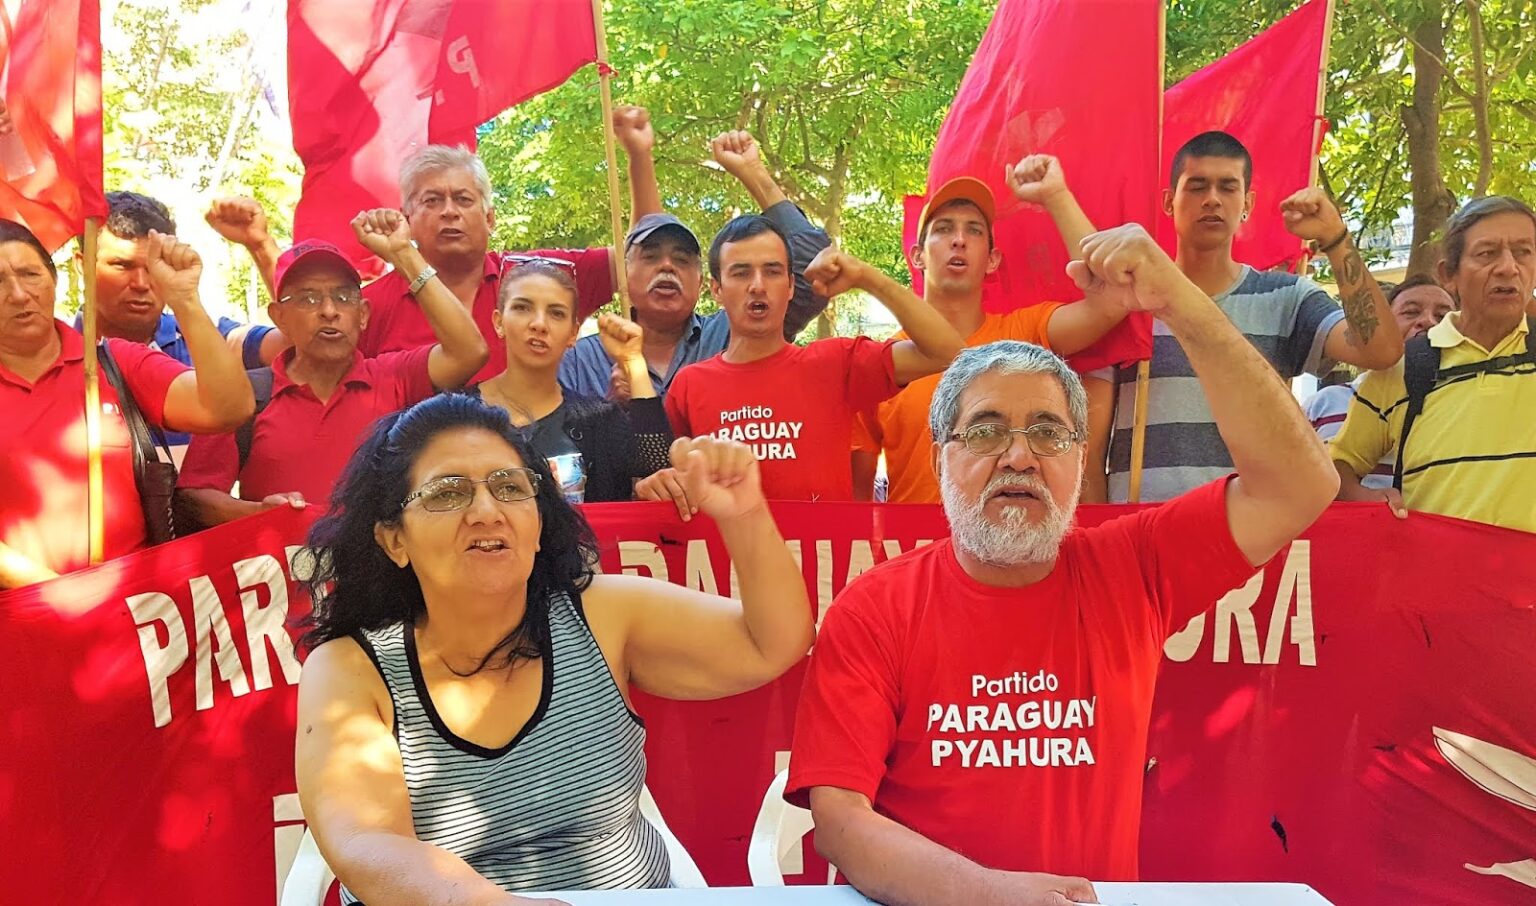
[1240,212,1249,222]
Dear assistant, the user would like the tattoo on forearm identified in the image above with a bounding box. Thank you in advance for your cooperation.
[1336,248,1379,346]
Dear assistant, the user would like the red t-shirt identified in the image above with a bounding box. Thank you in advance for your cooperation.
[0,322,187,574]
[359,248,613,384]
[177,346,435,506]
[664,338,899,501]
[787,478,1257,880]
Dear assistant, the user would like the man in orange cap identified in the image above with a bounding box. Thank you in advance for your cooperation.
[851,156,1129,504]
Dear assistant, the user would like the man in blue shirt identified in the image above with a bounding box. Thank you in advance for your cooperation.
[558,130,832,401]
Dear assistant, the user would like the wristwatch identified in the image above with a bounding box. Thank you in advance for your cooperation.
[408,265,438,295]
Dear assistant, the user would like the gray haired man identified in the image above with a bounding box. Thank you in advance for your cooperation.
[788,224,1339,905]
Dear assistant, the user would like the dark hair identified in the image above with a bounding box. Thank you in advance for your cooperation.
[708,214,790,277]
[0,219,57,279]
[1441,195,1536,275]
[297,393,599,673]
[1386,273,1447,305]
[105,191,175,238]
[498,259,578,310]
[1170,130,1253,190]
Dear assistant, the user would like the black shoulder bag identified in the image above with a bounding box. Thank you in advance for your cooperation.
[97,341,178,545]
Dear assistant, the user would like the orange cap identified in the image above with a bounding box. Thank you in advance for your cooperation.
[916,176,997,239]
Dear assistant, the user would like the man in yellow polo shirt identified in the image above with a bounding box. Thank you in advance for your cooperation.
[851,156,1130,503]
[1331,195,1536,532]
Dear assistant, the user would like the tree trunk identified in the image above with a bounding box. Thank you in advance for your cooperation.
[1466,0,1494,198]
[1402,0,1457,278]
[814,141,851,340]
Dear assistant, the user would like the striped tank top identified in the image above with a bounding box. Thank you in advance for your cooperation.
[343,590,670,902]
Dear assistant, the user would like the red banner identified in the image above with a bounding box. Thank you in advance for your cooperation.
[1159,0,1332,271]
[3,502,1534,904]
[0,0,106,251]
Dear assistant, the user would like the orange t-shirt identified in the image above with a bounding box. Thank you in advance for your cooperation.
[852,304,1060,503]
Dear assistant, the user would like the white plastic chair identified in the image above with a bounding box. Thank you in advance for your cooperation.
[277,784,705,904]
[746,768,828,886]
[278,825,333,906]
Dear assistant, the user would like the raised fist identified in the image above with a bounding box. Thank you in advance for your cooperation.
[350,208,414,260]
[1066,224,1182,313]
[145,230,203,309]
[1006,154,1069,205]
[803,246,870,298]
[204,197,271,248]
[613,105,655,155]
[597,311,645,364]
[1280,187,1348,245]
[710,130,763,178]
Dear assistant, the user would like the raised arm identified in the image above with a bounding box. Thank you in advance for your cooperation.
[1281,188,1404,371]
[206,196,281,300]
[804,246,963,385]
[296,639,561,906]
[613,105,661,227]
[813,787,1098,906]
[586,436,813,700]
[149,232,256,433]
[352,209,488,389]
[712,130,833,338]
[1069,224,1338,566]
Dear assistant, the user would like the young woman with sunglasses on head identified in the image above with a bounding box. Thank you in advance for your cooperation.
[469,258,671,503]
[293,393,812,903]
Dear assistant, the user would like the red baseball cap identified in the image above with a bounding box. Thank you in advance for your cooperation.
[916,176,997,239]
[273,240,361,296]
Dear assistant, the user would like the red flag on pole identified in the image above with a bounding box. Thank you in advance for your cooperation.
[427,0,597,143]
[289,0,598,278]
[917,0,1163,369]
[0,0,106,252]
[1160,0,1334,271]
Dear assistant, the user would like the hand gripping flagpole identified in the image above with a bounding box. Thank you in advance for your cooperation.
[592,0,630,311]
[81,218,104,563]
[1128,0,1168,505]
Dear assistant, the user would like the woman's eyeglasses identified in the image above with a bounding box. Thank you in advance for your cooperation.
[400,468,542,513]
[498,254,578,280]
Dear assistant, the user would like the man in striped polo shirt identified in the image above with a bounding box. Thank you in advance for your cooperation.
[1331,195,1536,533]
[1106,131,1403,501]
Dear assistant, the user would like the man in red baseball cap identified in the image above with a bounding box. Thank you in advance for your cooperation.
[175,210,488,526]
[852,157,1130,505]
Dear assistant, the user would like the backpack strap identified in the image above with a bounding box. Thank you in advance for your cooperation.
[235,367,276,472]
[97,340,158,471]
[1394,335,1441,491]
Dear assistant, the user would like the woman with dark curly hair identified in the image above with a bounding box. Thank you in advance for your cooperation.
[471,258,671,504]
[294,393,812,904]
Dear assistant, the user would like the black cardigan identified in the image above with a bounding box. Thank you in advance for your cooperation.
[467,387,673,503]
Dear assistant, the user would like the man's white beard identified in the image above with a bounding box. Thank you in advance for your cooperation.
[940,470,1079,567]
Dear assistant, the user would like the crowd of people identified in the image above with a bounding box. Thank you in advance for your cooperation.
[2,101,1533,903]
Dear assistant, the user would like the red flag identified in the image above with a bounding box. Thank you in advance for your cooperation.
[1160,0,1333,271]
[289,1,598,279]
[918,0,1162,369]
[427,0,597,143]
[0,0,106,252]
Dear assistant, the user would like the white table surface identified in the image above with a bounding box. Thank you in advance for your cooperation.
[541,882,1333,905]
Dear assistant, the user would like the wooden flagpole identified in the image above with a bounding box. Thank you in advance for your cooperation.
[591,0,630,310]
[1299,0,1338,278]
[80,217,104,563]
[1128,1,1168,505]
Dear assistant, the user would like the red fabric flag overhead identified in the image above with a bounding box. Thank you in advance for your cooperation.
[427,0,597,143]
[921,0,1163,369]
[0,0,106,252]
[1160,0,1333,271]
[288,0,596,278]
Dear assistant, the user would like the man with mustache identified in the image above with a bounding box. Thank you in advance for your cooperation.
[174,210,487,527]
[788,223,1339,904]
[1103,130,1402,502]
[1302,274,1455,489]
[558,127,832,402]
[1329,195,1536,532]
